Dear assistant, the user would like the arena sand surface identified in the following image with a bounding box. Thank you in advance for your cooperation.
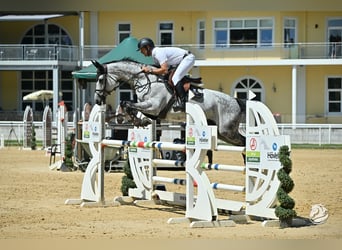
[0,147,341,240]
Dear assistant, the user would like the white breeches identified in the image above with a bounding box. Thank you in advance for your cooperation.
[171,53,195,85]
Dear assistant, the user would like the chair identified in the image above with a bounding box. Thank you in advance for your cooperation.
[26,49,38,59]
[48,144,61,166]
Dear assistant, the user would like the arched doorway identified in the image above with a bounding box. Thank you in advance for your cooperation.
[232,77,264,102]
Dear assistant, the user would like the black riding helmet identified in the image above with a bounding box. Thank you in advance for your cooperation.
[137,37,155,51]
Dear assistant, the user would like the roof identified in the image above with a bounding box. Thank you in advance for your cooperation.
[2,0,341,12]
[72,37,154,79]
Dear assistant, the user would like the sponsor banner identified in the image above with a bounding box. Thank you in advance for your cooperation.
[186,125,212,149]
[128,127,151,156]
[82,121,101,142]
[246,135,290,169]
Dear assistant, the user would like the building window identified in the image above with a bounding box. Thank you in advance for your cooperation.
[158,22,173,46]
[284,18,297,47]
[21,70,73,111]
[328,19,342,58]
[117,23,131,44]
[198,20,205,49]
[117,82,133,106]
[22,24,72,45]
[214,18,273,48]
[327,77,342,113]
[214,20,228,47]
[233,77,263,102]
[21,24,73,112]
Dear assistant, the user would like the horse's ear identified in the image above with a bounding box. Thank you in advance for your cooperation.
[91,60,107,75]
[91,60,100,68]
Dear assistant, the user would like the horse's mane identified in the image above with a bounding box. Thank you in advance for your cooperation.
[105,57,158,68]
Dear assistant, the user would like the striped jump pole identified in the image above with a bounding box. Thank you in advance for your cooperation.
[152,158,185,168]
[102,139,186,151]
[200,162,245,173]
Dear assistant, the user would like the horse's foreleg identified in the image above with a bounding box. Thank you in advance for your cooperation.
[121,101,153,127]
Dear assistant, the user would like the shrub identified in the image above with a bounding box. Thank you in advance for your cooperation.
[275,145,297,228]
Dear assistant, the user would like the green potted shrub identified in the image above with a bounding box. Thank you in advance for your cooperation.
[61,133,75,171]
[275,145,296,228]
[121,160,136,196]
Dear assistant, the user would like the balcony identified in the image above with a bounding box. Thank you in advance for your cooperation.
[0,42,341,62]
[0,44,79,61]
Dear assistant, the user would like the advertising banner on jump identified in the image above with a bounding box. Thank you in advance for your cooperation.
[246,135,291,169]
[82,121,101,143]
[186,125,212,150]
[127,126,152,158]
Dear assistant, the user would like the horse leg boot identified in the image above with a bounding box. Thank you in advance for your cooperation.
[174,81,187,112]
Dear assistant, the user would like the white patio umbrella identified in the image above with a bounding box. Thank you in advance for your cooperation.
[23,90,56,108]
[23,90,54,102]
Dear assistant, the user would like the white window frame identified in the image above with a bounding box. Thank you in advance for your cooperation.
[213,19,228,48]
[197,20,206,49]
[213,17,274,48]
[158,21,174,46]
[327,17,342,58]
[116,22,131,44]
[115,85,134,108]
[283,17,297,47]
[326,76,342,115]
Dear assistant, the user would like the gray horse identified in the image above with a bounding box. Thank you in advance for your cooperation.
[93,59,246,146]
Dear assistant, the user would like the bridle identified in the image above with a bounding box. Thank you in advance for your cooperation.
[95,67,159,104]
[94,71,126,104]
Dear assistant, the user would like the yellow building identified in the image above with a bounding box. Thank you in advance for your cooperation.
[0,0,342,124]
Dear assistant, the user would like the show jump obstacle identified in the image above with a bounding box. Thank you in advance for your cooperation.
[65,99,290,227]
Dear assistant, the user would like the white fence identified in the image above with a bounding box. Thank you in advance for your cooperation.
[0,121,74,147]
[0,121,341,146]
[278,124,342,145]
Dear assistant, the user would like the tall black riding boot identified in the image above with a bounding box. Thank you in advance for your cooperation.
[174,81,187,112]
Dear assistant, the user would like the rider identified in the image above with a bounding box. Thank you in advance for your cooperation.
[137,37,195,111]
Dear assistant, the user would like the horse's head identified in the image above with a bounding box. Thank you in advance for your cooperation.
[92,59,145,105]
[92,60,121,105]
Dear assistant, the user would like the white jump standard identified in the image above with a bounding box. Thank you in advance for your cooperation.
[65,99,290,227]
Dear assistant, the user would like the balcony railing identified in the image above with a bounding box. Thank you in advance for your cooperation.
[0,44,79,61]
[0,42,341,62]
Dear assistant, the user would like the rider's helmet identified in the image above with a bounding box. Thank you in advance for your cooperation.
[137,37,155,51]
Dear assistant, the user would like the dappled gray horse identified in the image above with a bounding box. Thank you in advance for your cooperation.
[93,59,246,146]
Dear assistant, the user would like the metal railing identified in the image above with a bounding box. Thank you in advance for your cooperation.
[0,44,79,61]
[0,42,341,62]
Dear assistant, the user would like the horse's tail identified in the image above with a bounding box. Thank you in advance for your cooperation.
[234,98,247,146]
